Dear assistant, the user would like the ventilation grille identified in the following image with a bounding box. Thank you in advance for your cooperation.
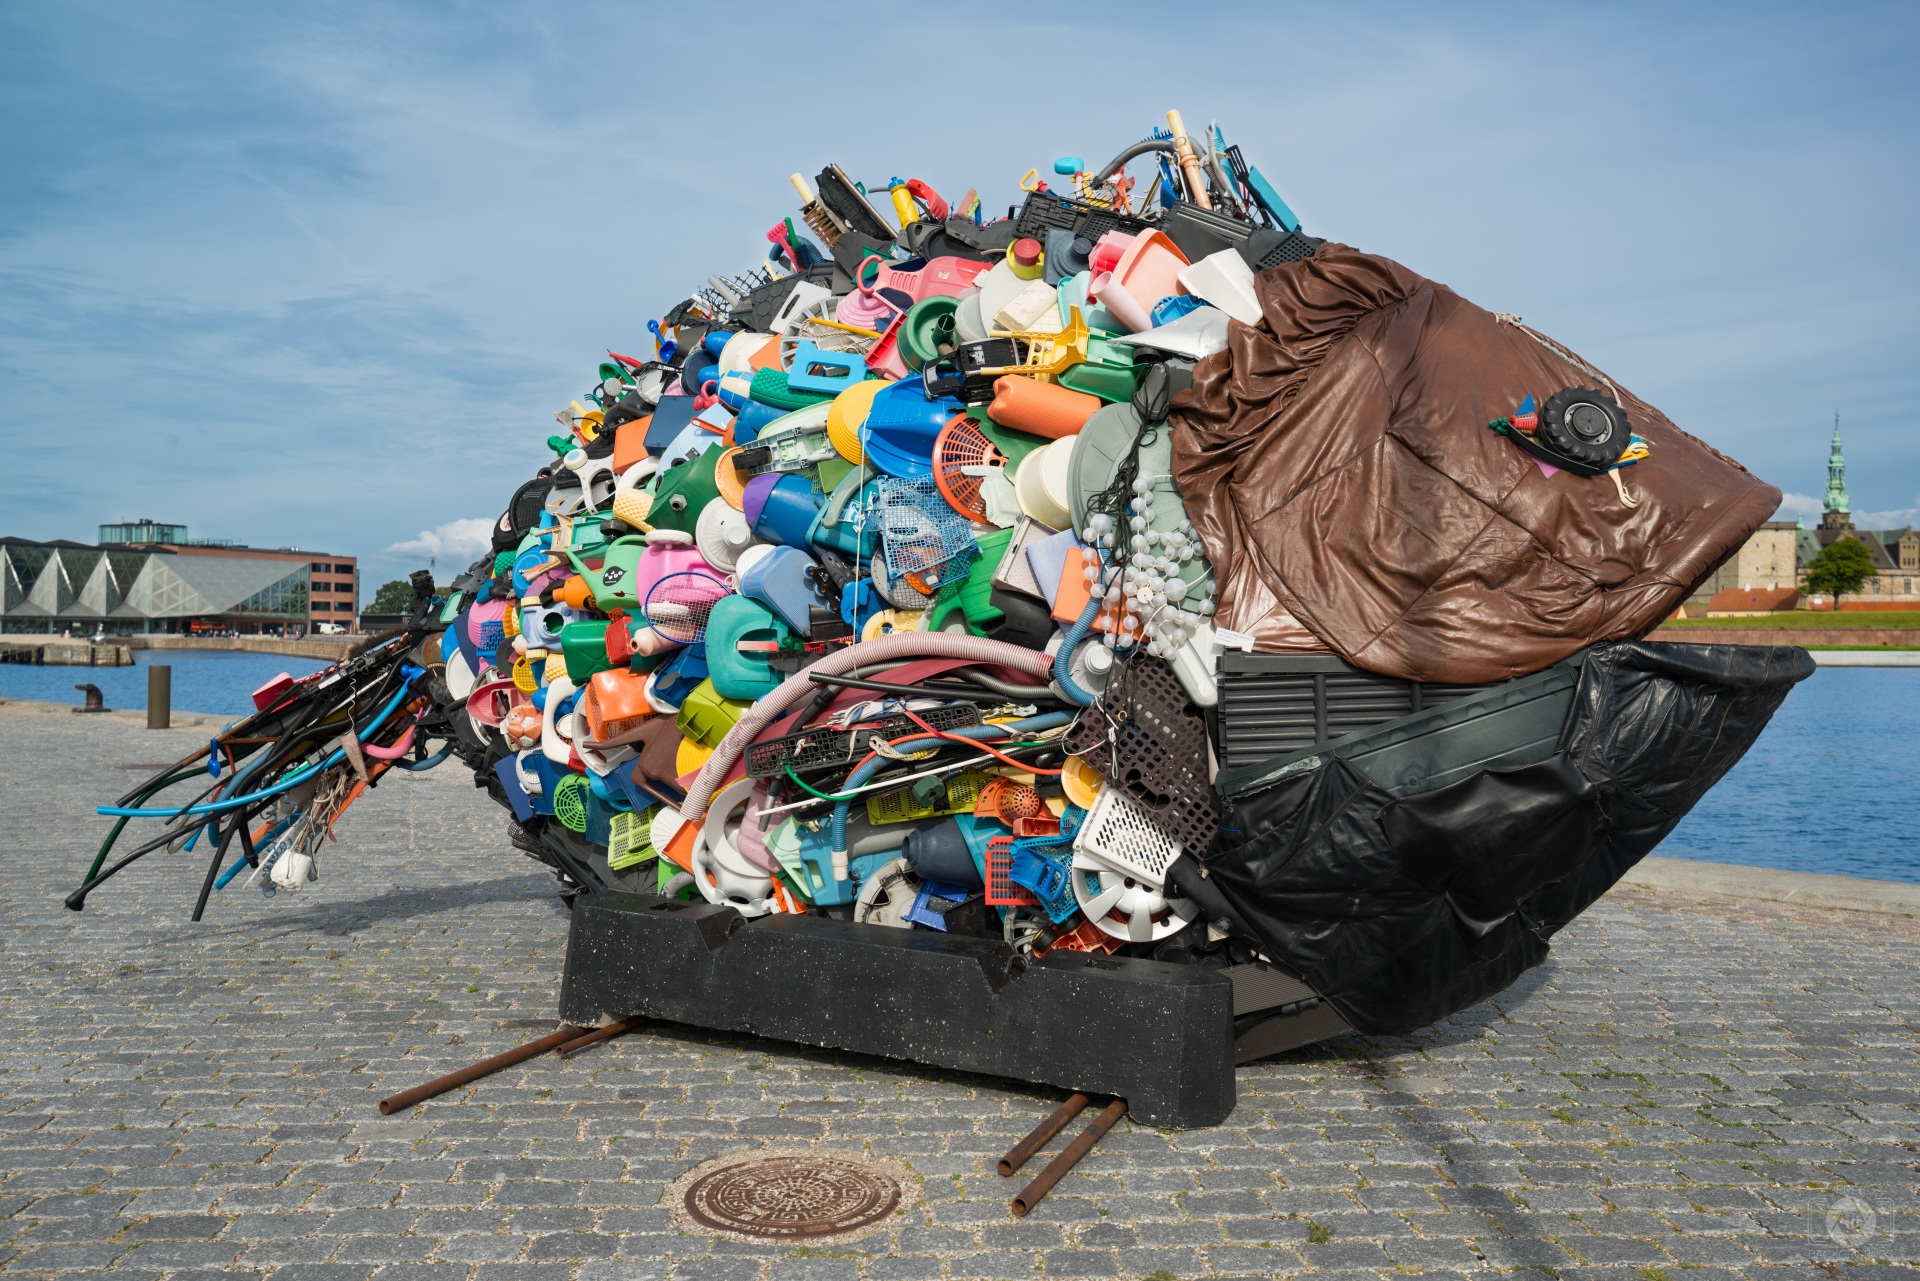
[1215,655,1493,769]
[1073,787,1180,884]
[1247,231,1324,270]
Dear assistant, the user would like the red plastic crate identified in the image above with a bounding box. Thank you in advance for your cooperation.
[983,836,1040,907]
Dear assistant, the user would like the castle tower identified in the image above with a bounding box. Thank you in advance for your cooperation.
[1820,410,1854,531]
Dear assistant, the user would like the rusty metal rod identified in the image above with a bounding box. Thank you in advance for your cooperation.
[556,1016,645,1057]
[1010,1097,1127,1217]
[998,1092,1090,1177]
[378,1025,584,1115]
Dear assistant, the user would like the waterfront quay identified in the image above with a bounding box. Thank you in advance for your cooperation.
[0,701,1914,1281]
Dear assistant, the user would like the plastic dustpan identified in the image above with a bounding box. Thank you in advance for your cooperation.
[861,375,963,478]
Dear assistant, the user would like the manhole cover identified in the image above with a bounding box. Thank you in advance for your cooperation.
[682,1153,901,1241]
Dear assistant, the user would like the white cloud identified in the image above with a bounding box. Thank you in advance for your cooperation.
[1774,492,1822,522]
[383,517,494,570]
[1854,501,1920,530]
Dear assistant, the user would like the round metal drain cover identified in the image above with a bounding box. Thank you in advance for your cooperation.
[683,1153,900,1240]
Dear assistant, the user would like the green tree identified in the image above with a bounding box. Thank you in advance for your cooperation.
[1802,536,1878,608]
[369,579,417,614]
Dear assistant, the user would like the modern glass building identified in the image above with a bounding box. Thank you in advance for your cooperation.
[1,537,358,636]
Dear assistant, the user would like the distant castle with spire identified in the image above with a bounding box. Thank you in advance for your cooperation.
[1690,413,1917,614]
[1819,411,1853,531]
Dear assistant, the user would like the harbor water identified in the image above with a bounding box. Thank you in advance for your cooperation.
[0,650,332,719]
[1659,666,1919,884]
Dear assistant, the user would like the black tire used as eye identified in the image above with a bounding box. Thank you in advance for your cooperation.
[1538,386,1631,469]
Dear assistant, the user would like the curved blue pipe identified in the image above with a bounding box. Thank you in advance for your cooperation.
[98,686,413,819]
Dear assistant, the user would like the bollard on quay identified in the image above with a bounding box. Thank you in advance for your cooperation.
[147,665,171,730]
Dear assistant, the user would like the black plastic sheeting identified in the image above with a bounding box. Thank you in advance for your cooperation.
[1191,642,1816,1035]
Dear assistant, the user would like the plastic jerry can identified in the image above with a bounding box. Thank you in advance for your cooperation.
[560,620,614,684]
[704,594,791,701]
[738,545,831,635]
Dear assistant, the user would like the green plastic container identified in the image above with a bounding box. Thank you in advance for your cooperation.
[648,443,724,535]
[560,620,613,684]
[930,527,1012,634]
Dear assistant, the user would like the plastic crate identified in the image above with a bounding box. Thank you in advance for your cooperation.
[983,835,1040,907]
[1013,189,1154,246]
[866,771,988,825]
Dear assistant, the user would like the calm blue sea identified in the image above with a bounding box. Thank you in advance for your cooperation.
[1660,667,1919,884]
[0,650,332,719]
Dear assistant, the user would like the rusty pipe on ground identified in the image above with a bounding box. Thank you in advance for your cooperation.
[377,1025,584,1115]
[556,1016,645,1057]
[998,1092,1090,1177]
[1010,1097,1127,1216]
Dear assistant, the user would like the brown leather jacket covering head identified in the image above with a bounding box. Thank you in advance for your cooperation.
[1170,244,1781,684]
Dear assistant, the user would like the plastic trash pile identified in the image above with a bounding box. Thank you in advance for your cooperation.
[78,110,1809,1042]
[415,110,1311,959]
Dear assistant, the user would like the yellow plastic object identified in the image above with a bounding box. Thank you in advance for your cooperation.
[675,736,715,778]
[1061,755,1104,809]
[983,307,1090,381]
[607,807,659,871]
[714,447,749,509]
[511,654,538,693]
[861,609,926,641]
[826,380,885,464]
[888,181,918,230]
[501,604,520,640]
[612,488,652,529]
[674,678,750,750]
[542,652,569,684]
[867,771,989,825]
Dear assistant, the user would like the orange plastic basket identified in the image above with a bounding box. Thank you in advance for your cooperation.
[930,414,1006,523]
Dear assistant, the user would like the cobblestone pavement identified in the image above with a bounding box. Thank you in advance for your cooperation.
[1,701,1915,1281]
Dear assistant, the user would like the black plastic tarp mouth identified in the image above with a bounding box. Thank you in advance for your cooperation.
[1201,641,1815,1035]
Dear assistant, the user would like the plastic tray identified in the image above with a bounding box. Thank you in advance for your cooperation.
[1065,656,1220,856]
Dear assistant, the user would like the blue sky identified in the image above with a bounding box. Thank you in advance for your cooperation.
[4,2,1917,585]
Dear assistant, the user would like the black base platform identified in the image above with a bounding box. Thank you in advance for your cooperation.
[559,893,1260,1127]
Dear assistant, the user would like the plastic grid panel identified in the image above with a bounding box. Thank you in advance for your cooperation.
[745,704,982,777]
[1248,231,1326,269]
[878,475,978,592]
[866,771,987,825]
[1007,834,1079,922]
[606,807,659,870]
[1065,657,1220,855]
[1073,787,1181,884]
[1012,189,1154,246]
[983,835,1039,907]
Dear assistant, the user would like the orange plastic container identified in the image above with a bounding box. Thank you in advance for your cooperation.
[988,375,1100,440]
[580,667,656,745]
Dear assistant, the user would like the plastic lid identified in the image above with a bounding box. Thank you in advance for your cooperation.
[1013,238,1043,267]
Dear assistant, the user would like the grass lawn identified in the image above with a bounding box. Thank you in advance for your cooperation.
[1659,610,1920,629]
